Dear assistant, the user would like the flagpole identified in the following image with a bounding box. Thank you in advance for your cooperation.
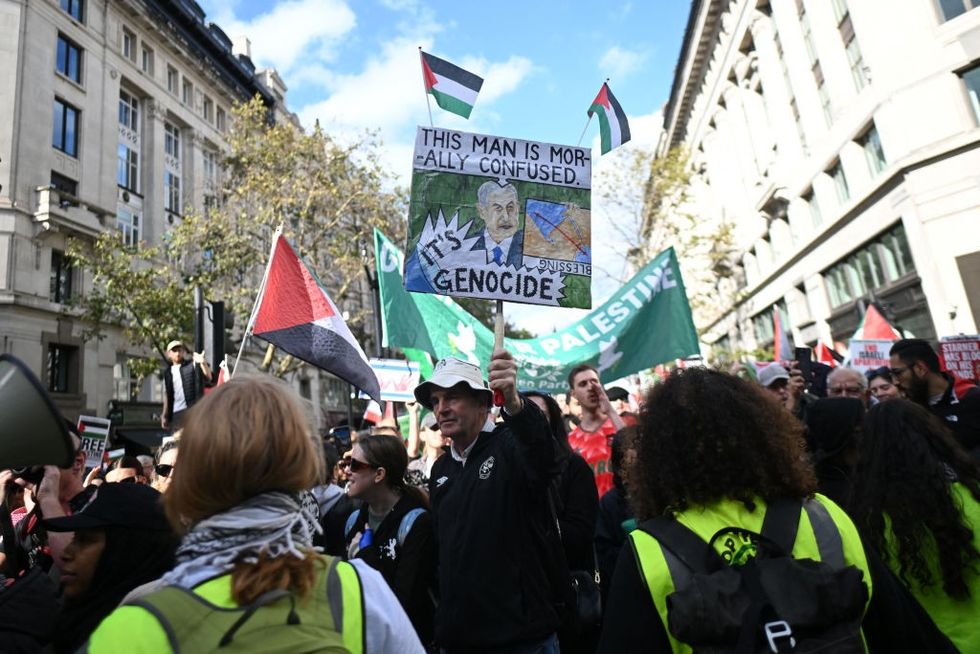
[576,115,593,147]
[419,47,434,128]
[232,223,284,375]
[492,299,505,406]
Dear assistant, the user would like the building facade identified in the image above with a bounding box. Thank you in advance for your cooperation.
[0,0,353,430]
[660,0,980,358]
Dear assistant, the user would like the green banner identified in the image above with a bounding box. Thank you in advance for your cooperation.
[376,229,699,393]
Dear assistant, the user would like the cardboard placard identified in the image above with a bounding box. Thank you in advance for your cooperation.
[405,127,592,308]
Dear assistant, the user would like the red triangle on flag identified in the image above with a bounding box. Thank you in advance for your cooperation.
[862,305,900,340]
[253,237,334,335]
[590,83,610,112]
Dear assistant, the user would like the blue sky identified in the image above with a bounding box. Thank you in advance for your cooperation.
[199,0,692,333]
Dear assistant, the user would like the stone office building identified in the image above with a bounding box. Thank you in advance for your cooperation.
[0,0,331,423]
[660,0,980,357]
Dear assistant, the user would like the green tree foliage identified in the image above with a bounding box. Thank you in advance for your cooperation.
[68,97,405,384]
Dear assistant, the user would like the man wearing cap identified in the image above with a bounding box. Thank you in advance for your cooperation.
[161,340,212,430]
[415,348,560,653]
[758,362,813,420]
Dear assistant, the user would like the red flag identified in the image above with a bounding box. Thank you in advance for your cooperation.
[816,342,839,368]
[363,400,383,425]
[773,307,793,362]
[251,233,380,402]
[852,304,901,340]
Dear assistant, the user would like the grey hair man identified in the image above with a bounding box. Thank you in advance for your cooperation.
[827,367,869,404]
[415,348,560,652]
[473,181,522,267]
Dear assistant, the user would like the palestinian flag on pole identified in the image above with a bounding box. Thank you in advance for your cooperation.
[588,82,631,155]
[250,234,381,402]
[420,50,483,119]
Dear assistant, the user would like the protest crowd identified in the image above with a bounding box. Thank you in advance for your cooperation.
[0,332,978,654]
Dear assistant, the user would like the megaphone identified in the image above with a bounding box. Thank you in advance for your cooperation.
[0,354,74,470]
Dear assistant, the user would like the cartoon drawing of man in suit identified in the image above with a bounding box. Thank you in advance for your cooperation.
[472,181,523,268]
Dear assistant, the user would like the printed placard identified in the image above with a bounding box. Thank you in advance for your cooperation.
[405,126,592,308]
[848,340,893,374]
[78,415,112,469]
[358,359,421,402]
[940,335,980,382]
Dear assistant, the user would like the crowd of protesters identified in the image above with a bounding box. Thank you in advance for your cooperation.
[1,337,978,652]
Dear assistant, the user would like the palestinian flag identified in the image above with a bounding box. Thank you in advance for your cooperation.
[588,82,631,154]
[420,50,483,119]
[251,234,381,402]
[851,304,902,340]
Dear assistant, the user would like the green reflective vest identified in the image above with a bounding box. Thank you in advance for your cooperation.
[628,494,872,654]
[85,555,364,654]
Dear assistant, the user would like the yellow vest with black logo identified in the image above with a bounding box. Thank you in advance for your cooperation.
[84,555,364,653]
[628,494,872,654]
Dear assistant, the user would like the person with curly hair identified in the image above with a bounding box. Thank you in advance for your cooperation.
[597,367,952,653]
[848,399,980,652]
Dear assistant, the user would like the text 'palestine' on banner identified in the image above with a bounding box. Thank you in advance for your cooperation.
[376,229,700,393]
[404,127,592,309]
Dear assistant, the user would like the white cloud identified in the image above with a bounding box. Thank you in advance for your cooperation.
[598,45,647,80]
[459,56,537,104]
[214,0,356,74]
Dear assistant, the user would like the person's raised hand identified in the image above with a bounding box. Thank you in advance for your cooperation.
[192,350,206,365]
[35,465,61,505]
[488,348,521,415]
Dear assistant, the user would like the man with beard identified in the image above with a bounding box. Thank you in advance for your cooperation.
[890,338,980,459]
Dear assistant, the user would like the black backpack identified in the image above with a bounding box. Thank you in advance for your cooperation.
[638,498,867,654]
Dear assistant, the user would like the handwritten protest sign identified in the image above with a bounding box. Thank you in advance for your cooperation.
[848,340,893,374]
[405,127,592,308]
[358,359,421,402]
[940,335,980,382]
[78,415,112,469]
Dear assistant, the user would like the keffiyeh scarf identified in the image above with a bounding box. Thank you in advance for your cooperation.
[161,491,321,590]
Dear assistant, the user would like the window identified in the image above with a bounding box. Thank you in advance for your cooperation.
[122,27,136,62]
[52,99,79,157]
[858,125,886,176]
[56,34,82,83]
[50,171,77,196]
[164,171,181,213]
[167,65,178,94]
[164,122,180,159]
[118,90,138,131]
[938,0,980,21]
[182,78,193,105]
[117,208,141,245]
[117,144,138,190]
[823,224,915,308]
[203,96,213,122]
[47,344,77,393]
[50,250,73,303]
[828,161,850,204]
[203,149,218,185]
[216,107,226,132]
[60,0,83,21]
[141,45,154,75]
[832,1,869,91]
[752,301,788,346]
[814,62,833,125]
[961,64,980,123]
[802,189,822,227]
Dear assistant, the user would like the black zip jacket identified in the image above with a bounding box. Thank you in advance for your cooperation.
[345,492,436,646]
[428,397,559,652]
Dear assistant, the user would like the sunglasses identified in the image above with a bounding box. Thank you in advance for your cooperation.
[155,464,175,478]
[115,476,138,484]
[344,458,376,473]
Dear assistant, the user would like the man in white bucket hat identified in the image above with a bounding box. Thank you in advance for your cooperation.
[415,348,561,653]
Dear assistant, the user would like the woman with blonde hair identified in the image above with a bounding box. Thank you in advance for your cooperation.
[87,376,422,653]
